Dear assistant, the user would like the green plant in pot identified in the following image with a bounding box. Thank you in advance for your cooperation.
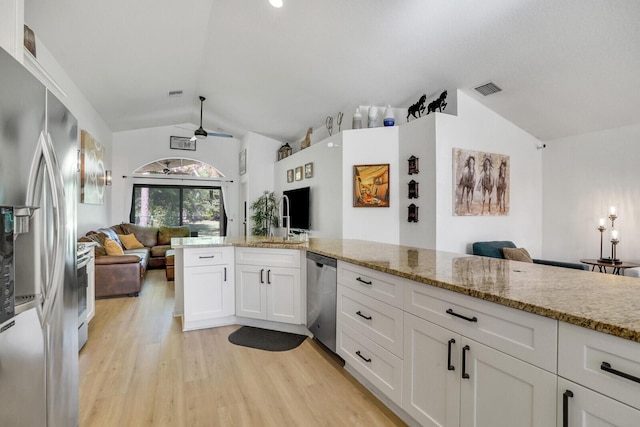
[250,191,279,236]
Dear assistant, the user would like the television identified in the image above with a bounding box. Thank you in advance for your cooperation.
[283,186,310,230]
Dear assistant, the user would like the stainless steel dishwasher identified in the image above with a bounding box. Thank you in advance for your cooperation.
[306,252,337,353]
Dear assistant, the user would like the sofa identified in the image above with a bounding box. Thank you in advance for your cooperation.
[79,223,190,297]
[472,241,589,271]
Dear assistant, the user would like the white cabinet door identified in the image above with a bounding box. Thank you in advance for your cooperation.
[184,264,233,324]
[557,377,640,427]
[403,313,460,427]
[267,266,301,324]
[235,265,267,320]
[459,338,557,427]
[86,247,96,323]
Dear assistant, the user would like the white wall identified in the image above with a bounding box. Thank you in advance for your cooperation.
[542,123,640,263]
[111,125,241,236]
[0,0,23,61]
[342,126,400,244]
[274,132,343,238]
[240,132,282,235]
[399,115,437,249]
[434,91,544,256]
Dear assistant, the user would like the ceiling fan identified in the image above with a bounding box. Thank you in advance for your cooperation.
[188,96,233,141]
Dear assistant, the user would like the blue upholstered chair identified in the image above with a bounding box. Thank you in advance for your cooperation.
[472,241,589,271]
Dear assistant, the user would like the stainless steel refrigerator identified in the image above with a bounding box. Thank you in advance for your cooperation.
[0,47,79,426]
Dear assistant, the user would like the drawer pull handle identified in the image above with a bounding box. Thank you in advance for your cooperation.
[199,255,215,259]
[356,350,372,363]
[267,269,271,284]
[356,277,372,285]
[562,390,573,427]
[356,310,372,320]
[462,345,470,379]
[224,267,227,282]
[447,338,455,371]
[446,308,478,323]
[601,362,640,384]
[260,269,264,284]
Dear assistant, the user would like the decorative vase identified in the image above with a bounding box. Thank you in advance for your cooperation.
[383,105,395,127]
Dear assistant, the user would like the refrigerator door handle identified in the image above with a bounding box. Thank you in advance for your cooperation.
[26,132,66,325]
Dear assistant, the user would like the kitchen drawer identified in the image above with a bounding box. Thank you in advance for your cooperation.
[337,261,404,309]
[404,280,557,372]
[338,285,403,357]
[235,247,301,268]
[558,322,640,410]
[337,322,403,406]
[184,247,232,267]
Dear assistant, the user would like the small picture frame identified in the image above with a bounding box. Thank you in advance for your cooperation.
[239,149,247,175]
[287,169,294,183]
[304,162,314,178]
[295,166,303,181]
[170,136,196,151]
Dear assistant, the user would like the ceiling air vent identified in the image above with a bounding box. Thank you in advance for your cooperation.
[168,90,183,97]
[474,82,502,96]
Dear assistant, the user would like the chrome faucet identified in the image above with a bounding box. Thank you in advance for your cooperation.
[279,195,291,240]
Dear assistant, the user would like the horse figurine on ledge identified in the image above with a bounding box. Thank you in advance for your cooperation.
[426,90,448,115]
[406,94,426,121]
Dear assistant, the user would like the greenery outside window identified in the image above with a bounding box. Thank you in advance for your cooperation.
[130,184,226,236]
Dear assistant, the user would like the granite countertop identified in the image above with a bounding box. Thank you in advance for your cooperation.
[172,237,640,343]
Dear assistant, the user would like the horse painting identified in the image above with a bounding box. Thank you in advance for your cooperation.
[476,156,494,214]
[496,160,507,212]
[406,94,426,121]
[453,148,509,216]
[456,155,475,213]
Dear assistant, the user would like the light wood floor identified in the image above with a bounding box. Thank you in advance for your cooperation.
[79,269,406,426]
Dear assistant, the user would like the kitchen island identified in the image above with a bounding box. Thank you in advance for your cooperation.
[172,236,640,427]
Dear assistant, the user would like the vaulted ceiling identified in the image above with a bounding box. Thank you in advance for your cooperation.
[25,0,640,143]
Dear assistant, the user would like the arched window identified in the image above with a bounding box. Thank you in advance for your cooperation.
[132,158,224,177]
[129,158,227,236]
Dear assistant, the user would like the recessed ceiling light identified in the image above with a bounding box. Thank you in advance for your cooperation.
[269,0,283,8]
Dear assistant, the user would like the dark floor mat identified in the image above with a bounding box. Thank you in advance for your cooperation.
[228,326,307,352]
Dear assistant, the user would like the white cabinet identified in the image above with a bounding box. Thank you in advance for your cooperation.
[182,246,234,331]
[403,312,556,427]
[557,378,640,427]
[86,246,96,323]
[557,322,640,426]
[336,261,405,406]
[235,248,302,325]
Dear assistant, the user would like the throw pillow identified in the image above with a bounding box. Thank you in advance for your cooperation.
[104,237,124,256]
[502,247,533,263]
[118,233,145,250]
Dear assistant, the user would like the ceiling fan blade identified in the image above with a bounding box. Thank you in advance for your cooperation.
[207,131,234,138]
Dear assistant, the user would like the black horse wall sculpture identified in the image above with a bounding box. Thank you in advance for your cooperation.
[426,90,447,115]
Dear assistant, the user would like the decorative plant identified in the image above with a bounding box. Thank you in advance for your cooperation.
[250,191,279,236]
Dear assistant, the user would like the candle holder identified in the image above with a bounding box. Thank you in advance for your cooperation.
[611,237,620,263]
[597,225,607,262]
[596,207,621,263]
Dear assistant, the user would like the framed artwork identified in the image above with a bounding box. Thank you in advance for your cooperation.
[304,162,314,178]
[453,147,510,216]
[170,136,196,151]
[295,166,303,181]
[80,130,105,205]
[287,169,294,183]
[239,149,247,175]
[353,164,390,207]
